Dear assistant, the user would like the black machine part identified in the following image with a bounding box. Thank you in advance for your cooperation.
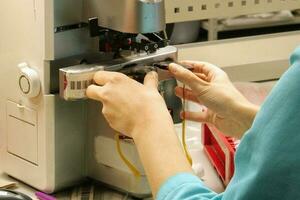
[88,17,169,54]
[0,189,32,200]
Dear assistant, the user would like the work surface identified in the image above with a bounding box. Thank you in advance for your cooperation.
[0,119,224,199]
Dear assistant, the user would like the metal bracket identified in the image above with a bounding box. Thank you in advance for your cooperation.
[54,23,88,33]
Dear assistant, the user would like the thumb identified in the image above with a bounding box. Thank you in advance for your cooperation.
[169,63,208,90]
[144,71,158,89]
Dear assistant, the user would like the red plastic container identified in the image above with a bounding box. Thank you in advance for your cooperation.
[202,124,239,186]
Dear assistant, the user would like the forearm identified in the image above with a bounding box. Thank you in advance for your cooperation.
[132,114,193,197]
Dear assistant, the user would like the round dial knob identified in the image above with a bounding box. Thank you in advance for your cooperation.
[18,63,41,98]
[19,75,31,94]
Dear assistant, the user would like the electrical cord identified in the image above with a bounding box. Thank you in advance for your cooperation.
[115,134,141,177]
[182,84,193,166]
[115,83,193,177]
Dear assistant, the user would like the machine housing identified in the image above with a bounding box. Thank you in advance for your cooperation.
[0,0,176,197]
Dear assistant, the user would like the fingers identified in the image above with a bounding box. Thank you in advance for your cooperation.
[169,63,208,89]
[93,71,123,86]
[144,71,158,89]
[194,72,208,81]
[175,87,200,104]
[181,110,211,123]
[181,60,222,76]
[86,84,104,101]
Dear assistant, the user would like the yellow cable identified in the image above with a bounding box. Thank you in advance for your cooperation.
[115,134,141,177]
[115,84,192,174]
[182,85,193,166]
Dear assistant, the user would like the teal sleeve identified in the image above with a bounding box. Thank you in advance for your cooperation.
[223,45,300,199]
[156,173,223,200]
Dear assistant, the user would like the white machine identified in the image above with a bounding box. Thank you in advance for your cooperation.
[0,0,183,197]
[1,0,300,198]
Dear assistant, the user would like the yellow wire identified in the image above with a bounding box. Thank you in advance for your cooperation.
[115,134,141,177]
[115,84,192,174]
[182,85,193,166]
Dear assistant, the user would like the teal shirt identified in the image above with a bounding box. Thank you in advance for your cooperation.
[157,46,300,200]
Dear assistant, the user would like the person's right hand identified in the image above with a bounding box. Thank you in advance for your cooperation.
[169,61,259,139]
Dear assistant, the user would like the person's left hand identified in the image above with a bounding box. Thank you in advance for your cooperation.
[86,71,173,139]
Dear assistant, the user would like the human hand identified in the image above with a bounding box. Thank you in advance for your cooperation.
[86,71,173,139]
[169,61,259,139]
[87,71,193,196]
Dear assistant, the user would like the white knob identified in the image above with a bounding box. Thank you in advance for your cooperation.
[18,63,41,98]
